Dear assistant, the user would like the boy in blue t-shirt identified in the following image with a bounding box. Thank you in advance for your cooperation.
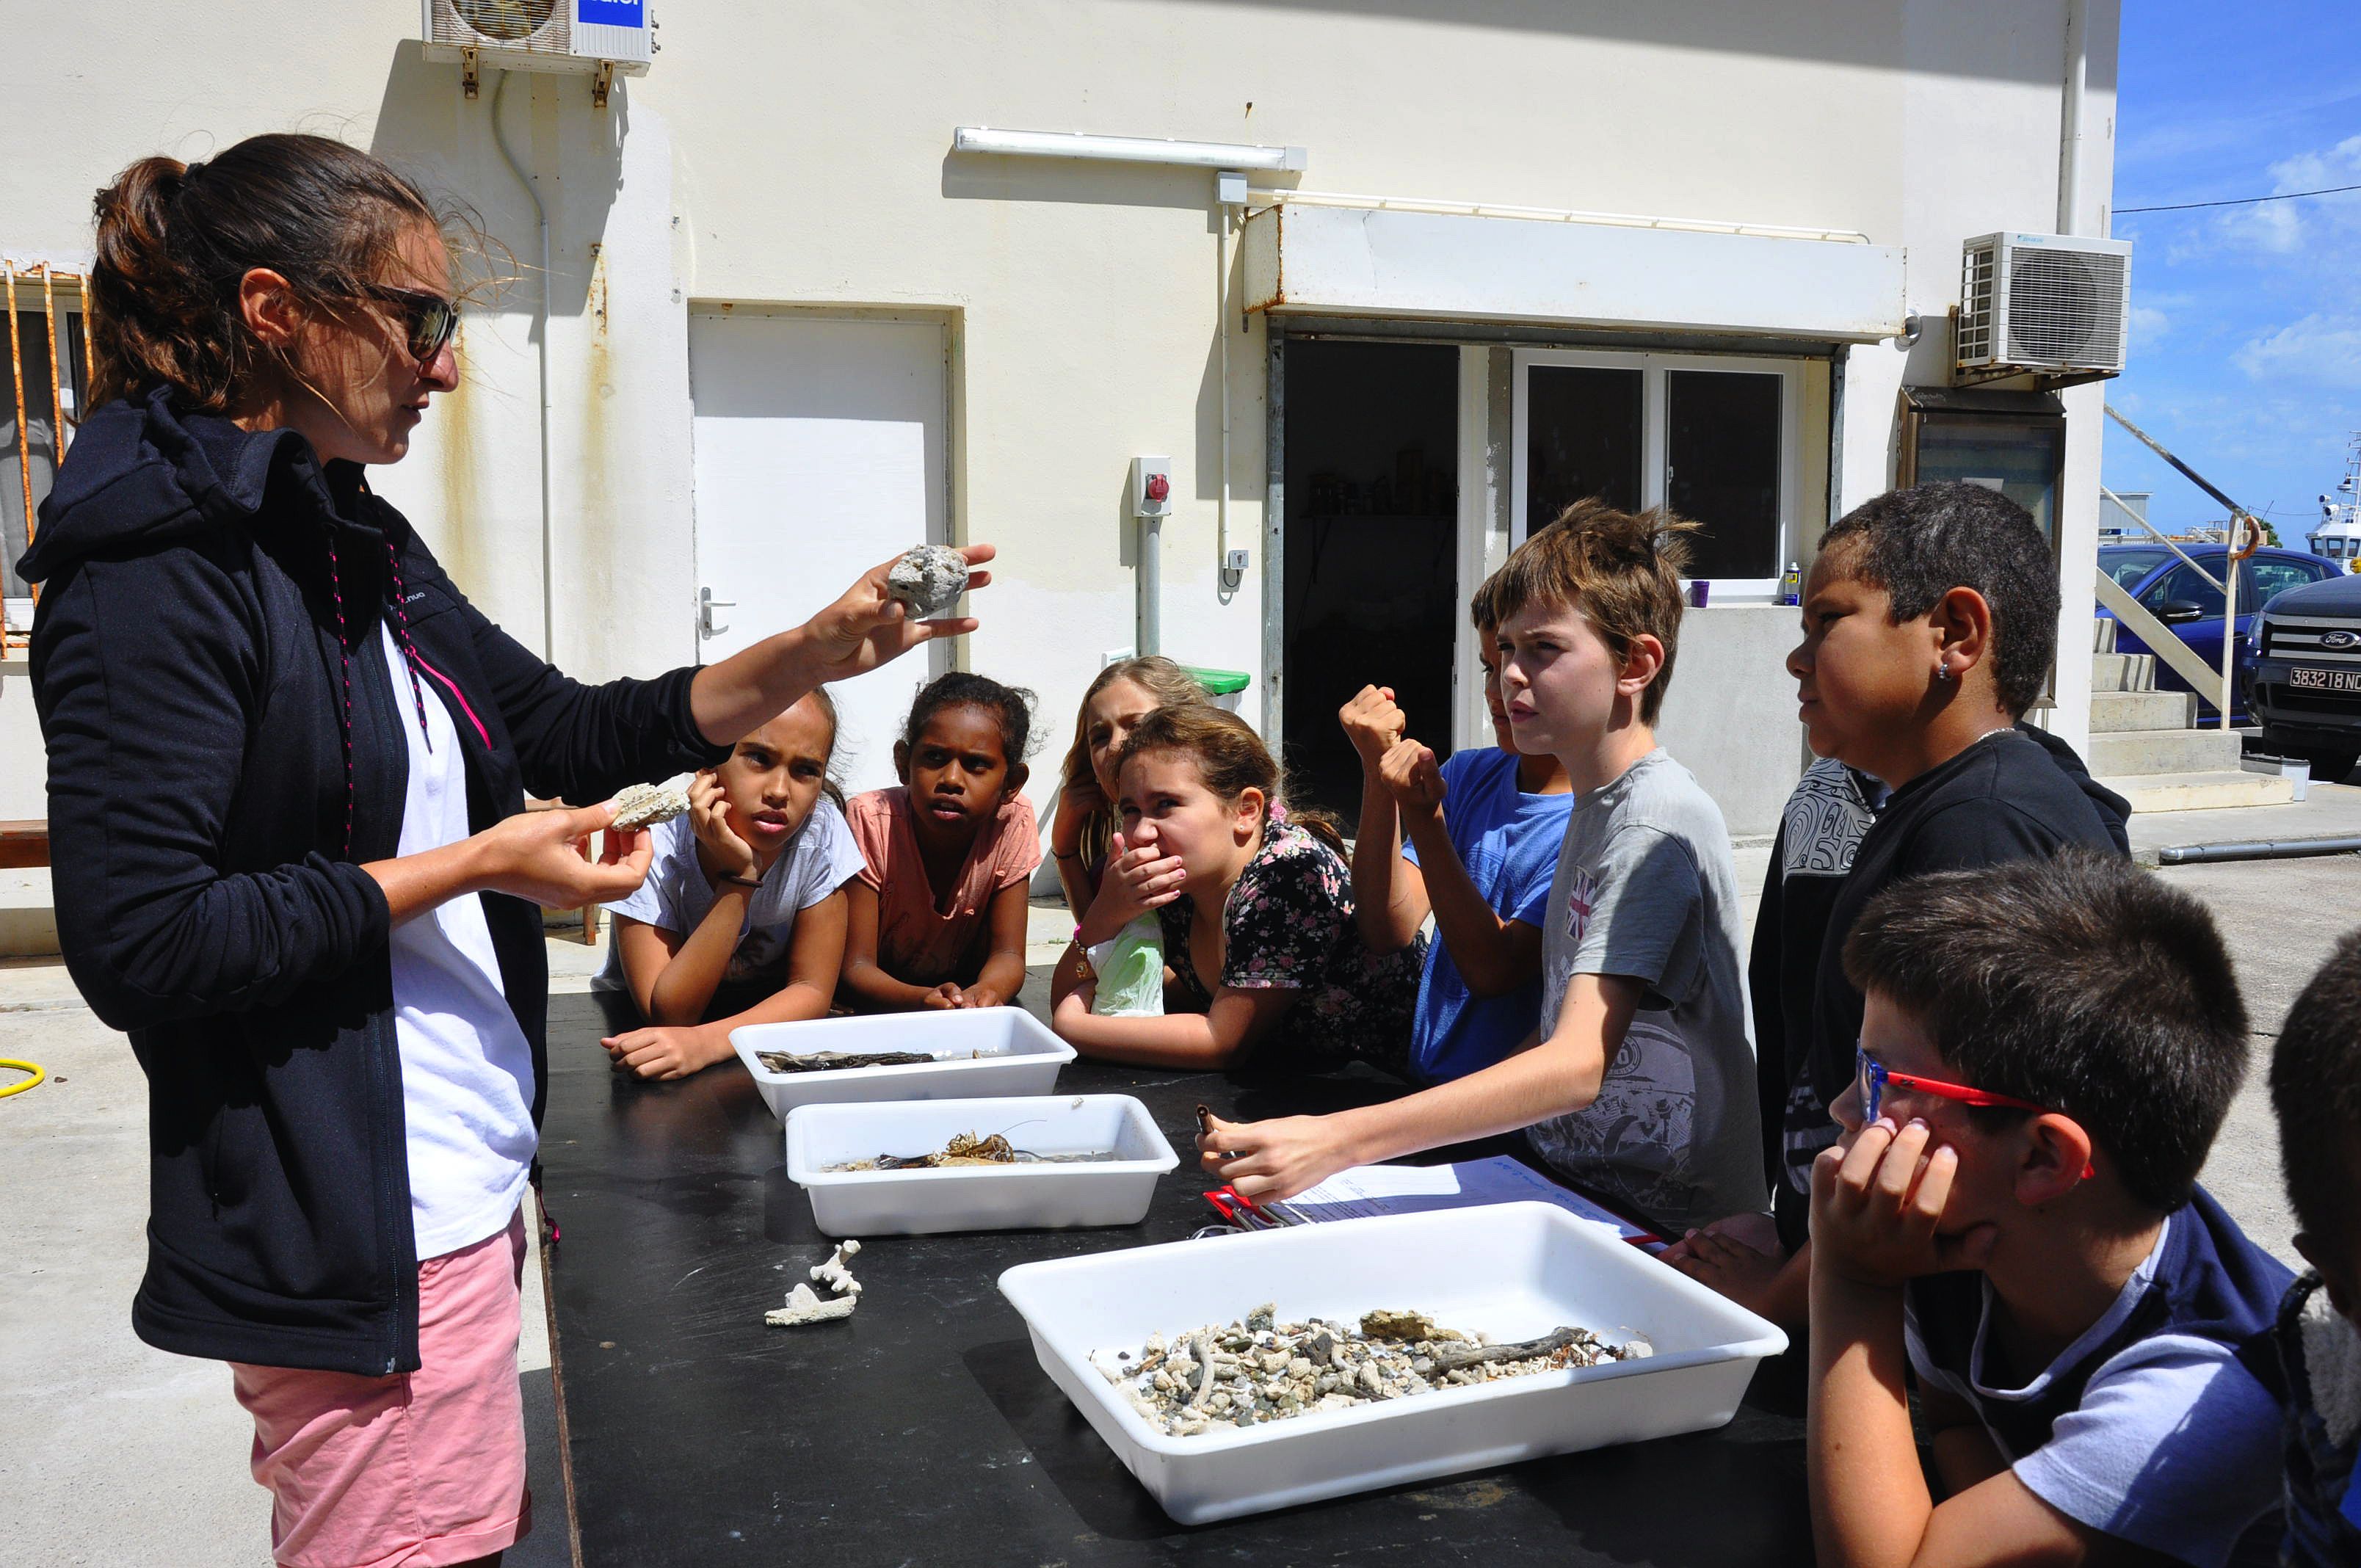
[1809,853,2288,1568]
[1339,573,1572,1084]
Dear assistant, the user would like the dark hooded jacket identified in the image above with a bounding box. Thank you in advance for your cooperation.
[25,388,725,1374]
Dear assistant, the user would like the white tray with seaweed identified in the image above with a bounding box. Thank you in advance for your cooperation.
[729,1009,1076,1120]
[785,1094,1178,1235]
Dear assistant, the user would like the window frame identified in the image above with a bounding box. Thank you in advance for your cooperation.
[4,294,90,634]
[1509,345,1802,600]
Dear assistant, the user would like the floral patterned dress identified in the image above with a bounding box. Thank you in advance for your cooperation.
[1156,819,1424,1073]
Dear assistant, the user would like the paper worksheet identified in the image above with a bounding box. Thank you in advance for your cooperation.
[1270,1156,1668,1252]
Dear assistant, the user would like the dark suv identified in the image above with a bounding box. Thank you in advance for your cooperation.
[2249,570,2361,783]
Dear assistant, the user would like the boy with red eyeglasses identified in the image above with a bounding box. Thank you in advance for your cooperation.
[1807,852,2289,1568]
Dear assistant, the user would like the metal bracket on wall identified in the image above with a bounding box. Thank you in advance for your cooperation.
[592,60,615,109]
[460,46,479,100]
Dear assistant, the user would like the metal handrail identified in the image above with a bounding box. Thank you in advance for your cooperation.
[2100,483,2222,591]
[2104,407,2268,732]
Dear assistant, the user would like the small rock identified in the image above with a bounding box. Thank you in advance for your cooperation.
[1361,1309,1435,1343]
[884,545,970,619]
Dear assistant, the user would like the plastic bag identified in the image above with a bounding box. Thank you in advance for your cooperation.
[1087,915,1167,1017]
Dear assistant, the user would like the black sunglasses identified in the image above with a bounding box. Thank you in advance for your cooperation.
[361,285,460,365]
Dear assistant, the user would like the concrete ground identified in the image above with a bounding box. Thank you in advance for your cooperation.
[3,853,2349,1565]
[0,956,573,1568]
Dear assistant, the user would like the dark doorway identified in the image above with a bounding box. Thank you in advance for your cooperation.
[1282,339,1459,823]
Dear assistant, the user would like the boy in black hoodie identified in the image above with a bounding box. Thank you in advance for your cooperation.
[1666,482,2129,1324]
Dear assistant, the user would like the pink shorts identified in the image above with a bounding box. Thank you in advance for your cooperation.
[231,1209,534,1568]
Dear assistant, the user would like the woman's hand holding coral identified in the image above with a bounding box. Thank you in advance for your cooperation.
[470,803,653,909]
[802,544,995,680]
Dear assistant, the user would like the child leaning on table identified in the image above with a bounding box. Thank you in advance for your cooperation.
[1338,567,1573,1086]
[838,671,1040,1012]
[1665,482,2129,1324]
[2263,929,2361,1561]
[595,689,865,1078]
[1047,704,1423,1071]
[1197,501,1763,1238]
[1045,655,1214,929]
[1806,852,2289,1568]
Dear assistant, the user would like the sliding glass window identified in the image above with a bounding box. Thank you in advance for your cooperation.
[1512,349,1799,598]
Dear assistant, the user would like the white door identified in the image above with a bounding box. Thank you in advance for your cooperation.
[689,312,949,796]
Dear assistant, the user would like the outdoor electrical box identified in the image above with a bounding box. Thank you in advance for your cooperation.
[422,0,653,101]
[1954,232,2132,380]
[1131,456,1173,520]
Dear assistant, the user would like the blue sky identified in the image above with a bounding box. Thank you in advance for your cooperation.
[2106,0,2361,541]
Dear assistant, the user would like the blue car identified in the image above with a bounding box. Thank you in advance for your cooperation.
[2096,544,2341,722]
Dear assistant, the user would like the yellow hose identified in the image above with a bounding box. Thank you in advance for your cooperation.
[0,1058,44,1097]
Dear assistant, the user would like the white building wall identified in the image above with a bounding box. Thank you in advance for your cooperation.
[0,0,2118,834]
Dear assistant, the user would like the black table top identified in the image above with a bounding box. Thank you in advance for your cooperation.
[537,984,1812,1567]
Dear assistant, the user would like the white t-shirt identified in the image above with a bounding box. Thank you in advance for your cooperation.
[592,799,863,993]
[380,625,538,1260]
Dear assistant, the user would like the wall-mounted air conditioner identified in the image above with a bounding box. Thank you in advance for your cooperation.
[1955,232,2133,380]
[421,0,652,101]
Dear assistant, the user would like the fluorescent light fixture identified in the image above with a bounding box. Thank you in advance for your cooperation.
[954,126,1306,172]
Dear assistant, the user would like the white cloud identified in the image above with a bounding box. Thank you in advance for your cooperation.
[2213,134,2361,255]
[2235,313,2361,388]
[2129,303,2171,347]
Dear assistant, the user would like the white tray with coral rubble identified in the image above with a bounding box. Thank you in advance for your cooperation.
[730,1009,1076,1121]
[997,1201,1787,1525]
[785,1094,1179,1235]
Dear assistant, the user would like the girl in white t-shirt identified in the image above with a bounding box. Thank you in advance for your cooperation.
[598,689,866,1078]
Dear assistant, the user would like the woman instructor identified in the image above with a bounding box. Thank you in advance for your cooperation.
[25,134,984,1567]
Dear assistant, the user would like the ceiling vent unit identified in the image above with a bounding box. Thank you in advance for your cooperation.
[421,0,651,101]
[1955,231,2132,381]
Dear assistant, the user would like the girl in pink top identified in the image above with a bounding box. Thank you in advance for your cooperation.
[840,672,1041,1009]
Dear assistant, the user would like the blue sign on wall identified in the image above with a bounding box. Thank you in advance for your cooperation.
[576,0,644,26]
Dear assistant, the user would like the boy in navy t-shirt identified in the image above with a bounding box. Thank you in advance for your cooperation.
[2263,928,2361,1561]
[1808,853,2288,1567]
[1339,573,1572,1084]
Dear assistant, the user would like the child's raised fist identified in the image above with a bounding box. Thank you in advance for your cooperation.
[1338,685,1407,768]
[1378,739,1447,816]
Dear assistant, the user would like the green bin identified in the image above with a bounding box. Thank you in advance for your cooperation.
[1178,666,1251,713]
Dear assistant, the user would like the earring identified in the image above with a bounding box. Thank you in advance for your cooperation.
[1934,662,1951,684]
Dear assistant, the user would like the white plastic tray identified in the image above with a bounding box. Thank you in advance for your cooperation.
[785,1095,1179,1236]
[998,1202,1787,1524]
[730,1009,1076,1121]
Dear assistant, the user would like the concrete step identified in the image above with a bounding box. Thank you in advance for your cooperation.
[2090,651,2157,692]
[2094,616,2117,654]
[0,869,57,959]
[2087,726,2248,777]
[2089,689,2198,733]
[2102,770,2300,814]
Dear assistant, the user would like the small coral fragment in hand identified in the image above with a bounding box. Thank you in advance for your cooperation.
[885,545,971,620]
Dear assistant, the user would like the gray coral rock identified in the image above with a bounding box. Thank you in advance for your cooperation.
[885,545,970,620]
[610,774,694,832]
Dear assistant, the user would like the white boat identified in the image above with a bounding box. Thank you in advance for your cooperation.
[2309,432,2361,566]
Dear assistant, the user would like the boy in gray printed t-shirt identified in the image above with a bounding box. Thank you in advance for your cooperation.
[1527,747,1764,1235]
